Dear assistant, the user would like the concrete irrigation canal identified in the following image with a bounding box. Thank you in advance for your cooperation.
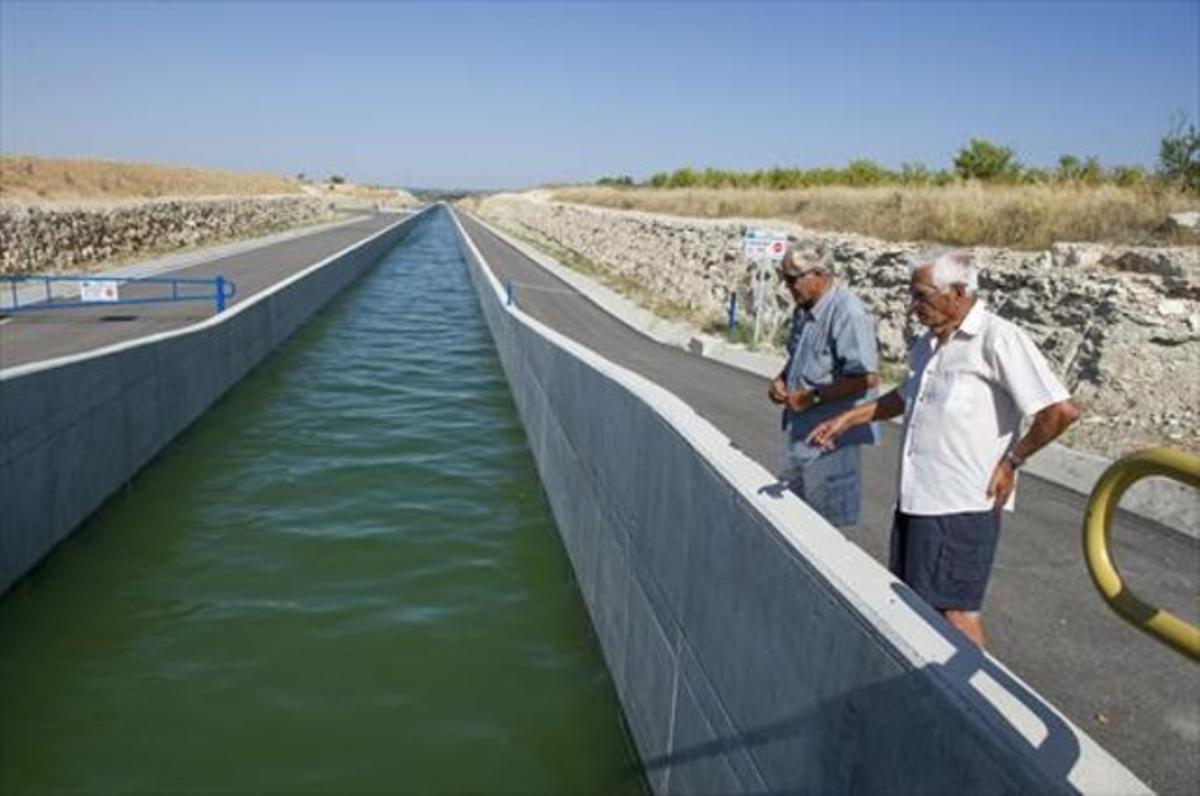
[0,210,643,793]
[0,205,1193,793]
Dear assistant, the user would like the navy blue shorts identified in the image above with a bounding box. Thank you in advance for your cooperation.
[889,510,1001,611]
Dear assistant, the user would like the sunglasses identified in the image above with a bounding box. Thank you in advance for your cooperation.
[780,269,820,285]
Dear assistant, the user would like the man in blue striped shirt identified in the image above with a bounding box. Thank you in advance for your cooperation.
[768,244,880,528]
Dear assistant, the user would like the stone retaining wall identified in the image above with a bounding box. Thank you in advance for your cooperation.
[0,196,339,274]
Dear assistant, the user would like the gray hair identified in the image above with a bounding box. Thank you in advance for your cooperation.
[782,240,836,275]
[912,249,978,294]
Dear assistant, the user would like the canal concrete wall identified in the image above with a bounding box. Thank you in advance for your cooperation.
[450,207,1147,795]
[0,208,431,595]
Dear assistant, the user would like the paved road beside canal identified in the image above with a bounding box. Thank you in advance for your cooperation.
[0,213,405,370]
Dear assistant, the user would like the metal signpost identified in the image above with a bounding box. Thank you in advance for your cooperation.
[741,228,789,348]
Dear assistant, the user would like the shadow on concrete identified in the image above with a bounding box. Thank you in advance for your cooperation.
[0,311,209,325]
[886,583,1084,782]
[623,583,1082,793]
[755,478,792,500]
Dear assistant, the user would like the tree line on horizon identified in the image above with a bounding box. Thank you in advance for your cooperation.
[596,122,1200,195]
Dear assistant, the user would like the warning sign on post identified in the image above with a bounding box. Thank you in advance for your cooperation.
[742,228,789,267]
[80,280,120,303]
[741,228,789,348]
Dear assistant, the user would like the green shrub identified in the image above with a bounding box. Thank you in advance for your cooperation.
[667,167,699,188]
[1158,117,1200,194]
[1079,156,1104,185]
[629,140,1164,193]
[844,159,892,186]
[1111,165,1146,187]
[899,162,933,185]
[953,138,1021,182]
[1022,168,1052,185]
[1057,154,1082,181]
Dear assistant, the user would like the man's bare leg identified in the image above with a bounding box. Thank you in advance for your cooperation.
[943,609,987,648]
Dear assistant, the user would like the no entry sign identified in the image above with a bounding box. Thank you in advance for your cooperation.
[80,280,120,303]
[742,228,789,267]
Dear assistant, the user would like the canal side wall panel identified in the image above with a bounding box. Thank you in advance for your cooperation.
[0,211,427,595]
[450,209,1145,795]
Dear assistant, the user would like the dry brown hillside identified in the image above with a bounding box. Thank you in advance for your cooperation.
[552,184,1197,250]
[0,155,303,201]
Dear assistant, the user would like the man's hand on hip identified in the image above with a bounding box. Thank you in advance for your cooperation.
[986,458,1017,510]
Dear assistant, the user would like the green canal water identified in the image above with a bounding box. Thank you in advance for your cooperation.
[0,212,644,794]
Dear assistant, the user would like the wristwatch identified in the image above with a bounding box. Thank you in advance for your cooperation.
[1005,450,1026,469]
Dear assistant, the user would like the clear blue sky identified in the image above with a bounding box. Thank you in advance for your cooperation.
[2,1,1197,189]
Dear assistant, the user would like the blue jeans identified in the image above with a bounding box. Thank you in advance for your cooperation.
[785,445,863,528]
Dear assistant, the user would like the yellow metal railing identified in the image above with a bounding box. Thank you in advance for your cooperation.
[1083,447,1200,662]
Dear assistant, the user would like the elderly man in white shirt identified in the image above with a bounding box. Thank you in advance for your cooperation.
[808,251,1080,648]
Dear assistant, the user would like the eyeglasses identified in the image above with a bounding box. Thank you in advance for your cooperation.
[780,269,820,285]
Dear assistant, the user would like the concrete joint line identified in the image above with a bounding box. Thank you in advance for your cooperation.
[663,644,681,794]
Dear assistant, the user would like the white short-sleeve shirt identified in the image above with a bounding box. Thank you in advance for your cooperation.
[898,301,1071,515]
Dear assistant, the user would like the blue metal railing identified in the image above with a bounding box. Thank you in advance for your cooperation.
[1,274,236,315]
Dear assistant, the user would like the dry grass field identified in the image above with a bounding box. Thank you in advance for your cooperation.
[552,184,1196,250]
[306,181,419,206]
[0,155,303,201]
